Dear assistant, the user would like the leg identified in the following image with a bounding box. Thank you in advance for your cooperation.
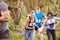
[30,29,35,40]
[51,30,56,40]
[25,30,30,40]
[46,29,51,40]
[38,28,43,40]
[40,32,43,40]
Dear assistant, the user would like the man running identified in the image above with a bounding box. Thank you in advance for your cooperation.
[0,0,10,40]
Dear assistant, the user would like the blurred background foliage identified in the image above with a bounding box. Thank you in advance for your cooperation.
[3,0,60,40]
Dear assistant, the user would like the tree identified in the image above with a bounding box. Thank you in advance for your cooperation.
[4,0,24,28]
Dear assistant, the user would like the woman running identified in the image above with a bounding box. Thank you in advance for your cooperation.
[34,7,46,40]
[25,9,35,40]
[42,11,60,40]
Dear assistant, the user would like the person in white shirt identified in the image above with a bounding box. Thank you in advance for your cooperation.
[41,11,60,40]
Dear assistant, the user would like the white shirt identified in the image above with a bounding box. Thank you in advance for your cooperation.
[42,17,60,30]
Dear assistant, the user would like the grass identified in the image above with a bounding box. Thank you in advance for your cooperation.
[9,23,60,40]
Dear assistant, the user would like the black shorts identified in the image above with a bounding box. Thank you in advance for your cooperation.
[0,30,9,39]
[35,26,41,31]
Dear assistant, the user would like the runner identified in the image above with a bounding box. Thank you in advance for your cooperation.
[0,0,10,40]
[25,9,35,40]
[34,7,46,40]
[42,11,60,40]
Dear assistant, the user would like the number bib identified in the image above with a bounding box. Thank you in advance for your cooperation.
[29,23,33,26]
[49,23,54,28]
[35,19,41,23]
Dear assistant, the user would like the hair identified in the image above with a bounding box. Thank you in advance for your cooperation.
[47,11,53,16]
[29,9,35,14]
[54,14,57,16]
[35,5,44,9]
[35,6,39,9]
[28,8,35,12]
[40,5,44,8]
[47,11,58,17]
[30,9,35,11]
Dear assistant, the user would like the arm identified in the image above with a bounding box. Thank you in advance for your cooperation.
[44,16,47,19]
[54,17,60,21]
[0,11,10,22]
[42,13,47,19]
[41,19,47,30]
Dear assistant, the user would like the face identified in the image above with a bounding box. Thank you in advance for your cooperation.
[30,10,35,18]
[36,7,40,13]
[47,14,53,19]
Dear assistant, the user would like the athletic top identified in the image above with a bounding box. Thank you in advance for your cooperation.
[0,1,9,32]
[34,12,45,27]
[28,16,35,27]
[25,16,35,30]
[42,17,60,30]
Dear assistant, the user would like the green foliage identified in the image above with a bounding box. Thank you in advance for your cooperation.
[19,8,28,26]
[5,0,60,40]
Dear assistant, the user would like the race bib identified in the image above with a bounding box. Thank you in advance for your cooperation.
[47,19,55,24]
[49,23,54,28]
[35,19,41,23]
[29,23,35,26]
[29,23,33,26]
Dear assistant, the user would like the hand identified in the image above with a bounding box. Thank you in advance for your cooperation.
[32,27,35,29]
[40,31,43,33]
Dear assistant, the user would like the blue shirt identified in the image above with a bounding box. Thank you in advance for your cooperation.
[34,12,45,27]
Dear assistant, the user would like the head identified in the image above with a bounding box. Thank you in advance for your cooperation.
[47,11,53,19]
[29,9,35,18]
[35,7,40,13]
